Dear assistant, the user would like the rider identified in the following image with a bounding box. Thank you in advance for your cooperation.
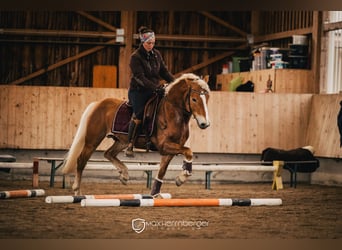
[126,26,175,157]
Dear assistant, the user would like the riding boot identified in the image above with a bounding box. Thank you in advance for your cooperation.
[125,118,142,157]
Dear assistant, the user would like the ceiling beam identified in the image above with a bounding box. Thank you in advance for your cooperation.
[76,11,117,32]
[253,27,313,43]
[155,34,246,43]
[0,28,117,39]
[2,29,245,43]
[9,39,116,85]
[175,44,248,76]
[198,11,248,37]
[323,21,342,32]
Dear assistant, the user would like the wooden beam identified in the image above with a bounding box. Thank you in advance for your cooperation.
[76,11,117,32]
[253,27,313,43]
[0,28,117,38]
[175,44,248,76]
[323,21,342,32]
[9,12,123,86]
[9,39,116,85]
[1,28,245,43]
[311,11,323,94]
[251,11,260,36]
[155,34,246,43]
[118,11,135,89]
[198,11,248,37]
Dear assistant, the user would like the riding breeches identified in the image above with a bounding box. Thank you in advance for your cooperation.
[128,88,154,120]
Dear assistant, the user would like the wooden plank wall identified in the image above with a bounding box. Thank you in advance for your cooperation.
[0,85,320,155]
[216,70,276,92]
[188,92,312,154]
[0,85,127,150]
[216,69,314,93]
[306,93,342,158]
[1,85,340,157]
[274,69,314,93]
[1,11,315,88]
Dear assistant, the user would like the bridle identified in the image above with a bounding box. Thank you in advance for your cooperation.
[184,87,209,116]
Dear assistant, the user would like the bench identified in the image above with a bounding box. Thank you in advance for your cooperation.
[0,160,39,188]
[281,160,319,188]
[35,157,285,190]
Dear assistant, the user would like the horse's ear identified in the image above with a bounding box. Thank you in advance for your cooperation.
[186,76,200,82]
[181,73,200,82]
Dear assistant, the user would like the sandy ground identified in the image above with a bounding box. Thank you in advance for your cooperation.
[0,179,341,239]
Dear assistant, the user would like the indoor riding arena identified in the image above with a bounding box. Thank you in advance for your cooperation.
[0,10,342,244]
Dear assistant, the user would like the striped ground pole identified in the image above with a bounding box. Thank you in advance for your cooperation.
[45,193,172,204]
[81,198,282,207]
[0,189,45,199]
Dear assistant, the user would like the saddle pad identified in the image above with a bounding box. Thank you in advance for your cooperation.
[261,147,319,173]
[111,102,132,134]
[111,96,159,138]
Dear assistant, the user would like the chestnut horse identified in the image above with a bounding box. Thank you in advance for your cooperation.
[61,73,210,196]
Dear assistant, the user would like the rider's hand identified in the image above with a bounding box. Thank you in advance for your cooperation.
[155,87,165,97]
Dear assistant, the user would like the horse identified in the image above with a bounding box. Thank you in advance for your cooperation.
[61,73,210,196]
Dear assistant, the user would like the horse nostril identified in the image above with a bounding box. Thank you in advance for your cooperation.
[200,122,210,129]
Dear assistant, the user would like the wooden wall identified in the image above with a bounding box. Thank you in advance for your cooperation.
[1,11,317,88]
[2,85,340,158]
[189,92,312,154]
[0,85,127,149]
[306,93,342,158]
[216,69,314,93]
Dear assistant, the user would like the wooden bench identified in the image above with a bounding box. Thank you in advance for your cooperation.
[0,160,39,188]
[281,160,319,188]
[35,157,285,190]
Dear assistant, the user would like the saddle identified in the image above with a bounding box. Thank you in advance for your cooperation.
[111,94,160,144]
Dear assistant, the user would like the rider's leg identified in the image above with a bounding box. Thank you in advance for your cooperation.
[125,116,141,157]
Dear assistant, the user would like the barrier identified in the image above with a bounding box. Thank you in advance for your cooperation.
[0,159,39,187]
[36,157,285,190]
[45,193,172,203]
[81,198,282,207]
[0,189,45,199]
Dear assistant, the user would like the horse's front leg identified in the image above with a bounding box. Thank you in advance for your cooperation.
[175,156,193,187]
[158,142,194,187]
[151,155,174,196]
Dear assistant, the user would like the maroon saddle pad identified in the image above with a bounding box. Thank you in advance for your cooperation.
[111,99,157,137]
[111,102,132,134]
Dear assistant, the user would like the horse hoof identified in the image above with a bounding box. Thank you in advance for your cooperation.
[152,193,163,199]
[119,176,129,185]
[74,190,81,196]
[124,148,135,158]
[175,176,184,186]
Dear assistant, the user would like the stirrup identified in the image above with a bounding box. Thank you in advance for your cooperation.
[125,145,134,157]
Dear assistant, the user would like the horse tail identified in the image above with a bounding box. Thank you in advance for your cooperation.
[61,101,98,174]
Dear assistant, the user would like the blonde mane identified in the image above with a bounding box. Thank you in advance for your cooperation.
[165,73,210,95]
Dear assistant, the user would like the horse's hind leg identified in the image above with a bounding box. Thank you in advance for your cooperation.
[104,140,130,185]
[73,144,96,195]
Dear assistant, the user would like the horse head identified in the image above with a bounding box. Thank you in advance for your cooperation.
[166,73,210,129]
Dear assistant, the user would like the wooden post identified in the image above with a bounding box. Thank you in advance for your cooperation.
[32,158,39,188]
[272,160,284,190]
[311,11,323,94]
[251,11,260,38]
[118,11,135,89]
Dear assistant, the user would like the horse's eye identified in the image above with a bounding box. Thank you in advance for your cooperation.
[192,98,197,102]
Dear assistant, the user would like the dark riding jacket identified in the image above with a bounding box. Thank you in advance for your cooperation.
[129,45,175,90]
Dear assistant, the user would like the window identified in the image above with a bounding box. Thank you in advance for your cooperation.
[326,11,342,94]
